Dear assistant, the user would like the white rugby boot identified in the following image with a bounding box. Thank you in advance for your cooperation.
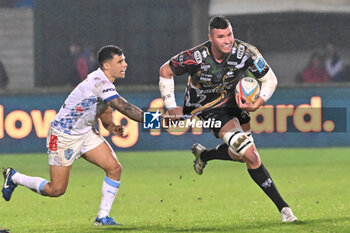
[281,207,298,222]
[191,143,207,175]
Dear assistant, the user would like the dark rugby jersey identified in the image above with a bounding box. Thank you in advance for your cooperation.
[169,40,269,115]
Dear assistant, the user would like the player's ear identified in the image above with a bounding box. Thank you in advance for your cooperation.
[208,32,212,42]
[102,62,109,70]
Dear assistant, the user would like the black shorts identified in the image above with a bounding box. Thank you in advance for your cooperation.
[198,97,250,138]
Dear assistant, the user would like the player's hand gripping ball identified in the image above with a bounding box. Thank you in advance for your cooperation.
[235,77,260,103]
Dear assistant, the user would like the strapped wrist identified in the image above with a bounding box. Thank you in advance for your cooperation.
[159,76,177,109]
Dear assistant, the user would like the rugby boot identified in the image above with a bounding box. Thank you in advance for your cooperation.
[2,168,18,201]
[281,207,298,222]
[191,143,207,175]
[94,216,121,226]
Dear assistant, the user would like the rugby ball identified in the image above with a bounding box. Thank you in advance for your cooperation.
[235,77,260,103]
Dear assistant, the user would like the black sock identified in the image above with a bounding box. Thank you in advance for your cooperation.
[248,163,288,212]
[200,143,232,162]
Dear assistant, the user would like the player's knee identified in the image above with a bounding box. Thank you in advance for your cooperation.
[108,161,122,177]
[228,147,245,162]
[48,186,67,197]
[242,146,261,168]
[223,130,253,157]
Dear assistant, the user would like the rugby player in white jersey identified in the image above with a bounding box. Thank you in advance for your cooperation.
[2,45,143,225]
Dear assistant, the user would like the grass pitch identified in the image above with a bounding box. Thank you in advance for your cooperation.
[0,148,350,233]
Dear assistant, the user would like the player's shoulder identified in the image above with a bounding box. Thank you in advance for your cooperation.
[234,39,261,57]
[183,41,210,64]
[188,41,210,55]
[234,39,256,49]
[172,41,209,66]
[82,69,113,90]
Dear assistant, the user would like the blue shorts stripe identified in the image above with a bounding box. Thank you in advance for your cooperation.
[104,176,120,188]
[104,94,120,103]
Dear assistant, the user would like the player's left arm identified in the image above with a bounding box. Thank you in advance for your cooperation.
[236,68,278,112]
[98,106,124,136]
[236,48,278,112]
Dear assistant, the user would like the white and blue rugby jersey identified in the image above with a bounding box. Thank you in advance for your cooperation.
[51,68,120,135]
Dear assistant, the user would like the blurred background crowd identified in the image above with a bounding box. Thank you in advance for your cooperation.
[1,0,350,92]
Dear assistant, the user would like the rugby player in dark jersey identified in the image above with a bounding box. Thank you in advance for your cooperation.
[159,16,297,222]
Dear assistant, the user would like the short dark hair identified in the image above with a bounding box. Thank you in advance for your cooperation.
[208,16,231,32]
[97,45,123,67]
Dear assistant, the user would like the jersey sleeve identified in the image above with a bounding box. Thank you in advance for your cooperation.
[91,79,120,103]
[245,45,270,79]
[169,48,200,76]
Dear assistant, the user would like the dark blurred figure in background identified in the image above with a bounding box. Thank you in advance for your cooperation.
[86,44,99,73]
[69,42,89,86]
[69,42,98,86]
[0,60,9,89]
[324,44,344,82]
[301,52,330,83]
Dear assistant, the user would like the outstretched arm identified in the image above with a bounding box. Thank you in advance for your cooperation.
[107,97,143,123]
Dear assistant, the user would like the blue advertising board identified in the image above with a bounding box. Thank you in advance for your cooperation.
[0,87,349,154]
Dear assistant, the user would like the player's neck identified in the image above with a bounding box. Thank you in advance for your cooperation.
[211,47,226,63]
[103,70,116,83]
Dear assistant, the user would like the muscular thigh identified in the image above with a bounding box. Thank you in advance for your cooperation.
[82,141,120,171]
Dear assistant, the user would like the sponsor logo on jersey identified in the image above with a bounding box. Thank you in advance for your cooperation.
[201,64,210,70]
[231,46,237,54]
[143,111,161,129]
[200,77,211,82]
[254,56,267,72]
[194,51,202,64]
[102,88,116,93]
[64,148,74,160]
[202,50,208,58]
[226,71,234,77]
[237,45,245,59]
[179,54,184,66]
[227,61,238,66]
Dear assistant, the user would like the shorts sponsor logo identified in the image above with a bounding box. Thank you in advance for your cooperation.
[64,148,74,160]
[49,135,58,151]
[143,111,161,129]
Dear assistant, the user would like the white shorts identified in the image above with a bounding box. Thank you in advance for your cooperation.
[46,126,107,166]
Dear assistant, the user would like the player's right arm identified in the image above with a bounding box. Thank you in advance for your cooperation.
[91,77,144,123]
[107,97,143,123]
[159,47,199,120]
[159,62,183,120]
